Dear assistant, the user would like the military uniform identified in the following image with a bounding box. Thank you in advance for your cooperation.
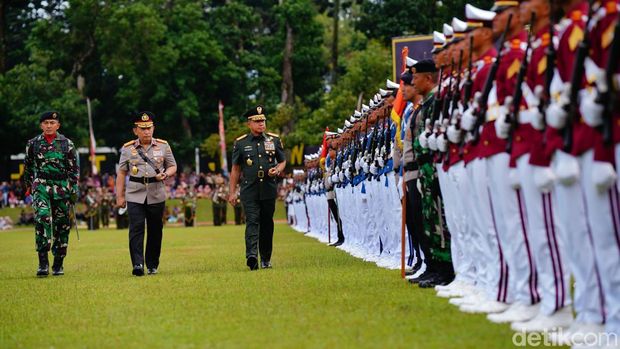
[231,105,286,270]
[23,111,80,277]
[182,191,196,227]
[212,181,228,226]
[117,111,176,275]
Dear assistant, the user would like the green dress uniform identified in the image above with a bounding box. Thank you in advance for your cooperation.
[117,111,176,275]
[232,107,286,268]
[23,111,80,276]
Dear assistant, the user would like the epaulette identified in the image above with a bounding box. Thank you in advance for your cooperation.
[156,138,168,144]
[266,132,280,138]
[235,134,248,141]
[123,140,135,148]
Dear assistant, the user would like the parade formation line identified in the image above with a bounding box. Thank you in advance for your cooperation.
[0,224,527,348]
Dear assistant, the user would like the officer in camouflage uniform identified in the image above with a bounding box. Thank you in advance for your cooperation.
[212,176,228,226]
[228,105,286,270]
[408,60,454,288]
[23,111,80,277]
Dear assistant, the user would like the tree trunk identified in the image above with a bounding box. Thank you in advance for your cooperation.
[280,23,294,105]
[0,0,6,74]
[330,0,340,85]
[181,114,193,139]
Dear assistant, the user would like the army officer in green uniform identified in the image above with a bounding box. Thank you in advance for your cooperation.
[115,112,177,276]
[228,105,286,270]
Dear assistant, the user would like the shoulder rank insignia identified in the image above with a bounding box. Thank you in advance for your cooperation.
[235,134,248,141]
[507,59,521,80]
[266,132,280,138]
[602,21,615,49]
[537,56,548,76]
[123,140,135,148]
[156,138,168,144]
[568,26,584,52]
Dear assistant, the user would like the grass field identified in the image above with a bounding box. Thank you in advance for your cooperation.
[0,224,544,348]
[0,199,287,226]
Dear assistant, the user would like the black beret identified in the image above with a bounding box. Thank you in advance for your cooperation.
[40,111,60,123]
[400,70,414,86]
[134,111,155,128]
[243,105,266,121]
[414,59,438,73]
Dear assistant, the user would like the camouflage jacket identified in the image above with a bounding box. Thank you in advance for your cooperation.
[23,133,80,200]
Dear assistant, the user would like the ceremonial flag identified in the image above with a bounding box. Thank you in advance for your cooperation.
[87,97,97,175]
[218,100,228,176]
[390,46,409,150]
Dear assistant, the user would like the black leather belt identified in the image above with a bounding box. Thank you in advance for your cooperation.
[404,163,419,171]
[129,176,158,184]
[257,170,265,178]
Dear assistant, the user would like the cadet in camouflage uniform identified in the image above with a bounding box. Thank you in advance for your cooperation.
[23,111,80,277]
[228,105,286,270]
[408,60,454,288]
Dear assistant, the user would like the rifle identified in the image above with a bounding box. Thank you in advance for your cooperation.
[451,50,464,117]
[441,60,455,123]
[538,15,557,133]
[599,18,620,145]
[563,0,595,151]
[463,36,475,107]
[506,12,536,153]
[431,65,445,123]
[472,14,513,143]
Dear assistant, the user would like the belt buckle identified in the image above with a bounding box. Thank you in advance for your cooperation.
[257,170,264,178]
[143,177,148,185]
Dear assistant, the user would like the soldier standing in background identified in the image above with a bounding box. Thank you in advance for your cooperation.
[212,175,228,226]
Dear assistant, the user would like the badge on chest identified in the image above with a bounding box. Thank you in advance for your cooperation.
[264,141,275,151]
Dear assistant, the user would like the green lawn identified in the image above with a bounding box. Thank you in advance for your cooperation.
[0,225,546,348]
[0,199,287,226]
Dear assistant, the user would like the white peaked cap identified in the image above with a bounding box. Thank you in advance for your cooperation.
[433,31,446,45]
[406,56,418,68]
[354,110,362,117]
[443,23,454,37]
[386,79,400,89]
[451,17,468,33]
[361,104,370,112]
[465,4,496,23]
[379,88,389,96]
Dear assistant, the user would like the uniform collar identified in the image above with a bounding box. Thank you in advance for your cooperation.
[134,138,157,148]
[251,132,265,140]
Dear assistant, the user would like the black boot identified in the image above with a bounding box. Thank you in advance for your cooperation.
[37,252,49,277]
[52,256,64,276]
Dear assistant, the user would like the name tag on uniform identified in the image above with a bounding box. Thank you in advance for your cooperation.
[244,146,253,152]
[153,150,163,156]
[264,141,275,151]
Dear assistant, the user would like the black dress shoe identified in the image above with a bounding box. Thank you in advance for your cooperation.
[261,260,272,269]
[246,256,259,271]
[132,265,145,276]
[37,252,49,277]
[408,270,436,284]
[147,268,158,275]
[52,256,64,276]
[419,272,454,288]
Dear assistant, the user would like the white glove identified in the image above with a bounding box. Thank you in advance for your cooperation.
[428,133,438,151]
[447,124,462,143]
[533,166,556,193]
[495,103,511,139]
[331,173,339,183]
[580,90,604,128]
[530,108,546,131]
[437,133,448,152]
[508,168,521,189]
[338,171,345,182]
[355,157,361,171]
[461,107,477,131]
[370,163,379,175]
[592,161,617,193]
[419,132,429,149]
[378,157,385,167]
[362,160,370,173]
[546,102,568,129]
[554,152,580,186]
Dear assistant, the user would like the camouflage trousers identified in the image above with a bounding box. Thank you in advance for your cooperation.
[419,163,452,263]
[33,186,72,256]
